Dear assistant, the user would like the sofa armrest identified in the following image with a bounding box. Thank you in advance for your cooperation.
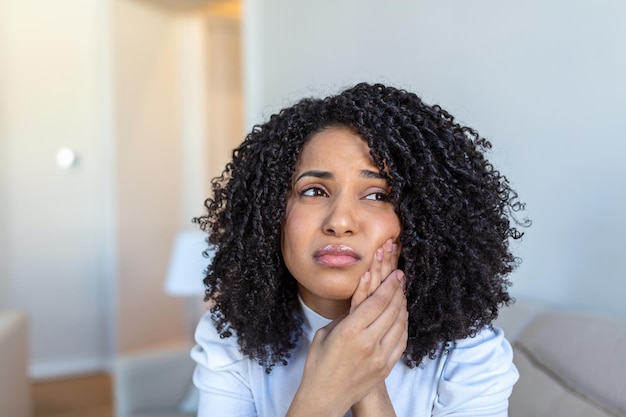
[113,343,195,417]
[0,311,32,417]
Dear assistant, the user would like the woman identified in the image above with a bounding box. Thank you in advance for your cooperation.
[192,82,526,416]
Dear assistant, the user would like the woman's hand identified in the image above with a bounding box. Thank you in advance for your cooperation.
[286,239,407,417]
[351,239,399,312]
[350,239,406,417]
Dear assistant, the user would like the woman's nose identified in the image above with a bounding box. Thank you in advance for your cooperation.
[322,196,359,236]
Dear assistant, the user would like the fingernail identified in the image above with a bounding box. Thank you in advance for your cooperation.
[396,270,406,284]
[392,243,398,255]
[376,248,383,261]
[362,271,371,282]
[384,239,393,252]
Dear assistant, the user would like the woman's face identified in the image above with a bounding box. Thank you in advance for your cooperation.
[281,126,401,318]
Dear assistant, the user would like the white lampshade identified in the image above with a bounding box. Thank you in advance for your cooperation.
[164,230,213,296]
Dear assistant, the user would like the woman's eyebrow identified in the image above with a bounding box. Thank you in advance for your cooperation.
[295,169,384,183]
[360,169,384,179]
[295,170,333,183]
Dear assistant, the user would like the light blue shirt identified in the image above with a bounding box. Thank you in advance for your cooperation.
[192,299,518,417]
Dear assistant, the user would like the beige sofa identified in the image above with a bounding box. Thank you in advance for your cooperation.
[113,301,626,417]
[0,310,32,417]
[495,300,626,417]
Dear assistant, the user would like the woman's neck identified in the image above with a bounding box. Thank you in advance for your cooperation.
[298,291,350,320]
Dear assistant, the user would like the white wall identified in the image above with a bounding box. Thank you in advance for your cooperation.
[0,0,236,377]
[244,0,626,317]
[0,0,115,377]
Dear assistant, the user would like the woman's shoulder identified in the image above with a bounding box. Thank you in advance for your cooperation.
[432,325,518,415]
[191,310,247,371]
[445,324,516,375]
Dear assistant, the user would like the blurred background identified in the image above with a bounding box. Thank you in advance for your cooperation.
[0,0,625,411]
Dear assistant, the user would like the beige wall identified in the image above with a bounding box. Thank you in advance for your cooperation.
[113,0,186,352]
[206,8,244,182]
[0,7,8,307]
[113,0,243,353]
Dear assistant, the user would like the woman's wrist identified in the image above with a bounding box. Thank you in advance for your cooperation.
[286,384,350,417]
[351,382,396,417]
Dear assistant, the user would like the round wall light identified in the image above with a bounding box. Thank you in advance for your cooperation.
[56,148,78,169]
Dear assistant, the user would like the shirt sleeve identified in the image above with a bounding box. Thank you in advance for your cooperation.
[432,326,519,417]
[191,311,257,417]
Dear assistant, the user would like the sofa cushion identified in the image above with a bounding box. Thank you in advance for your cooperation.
[512,310,626,417]
[511,344,613,417]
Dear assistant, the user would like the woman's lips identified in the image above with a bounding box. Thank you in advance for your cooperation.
[313,245,361,267]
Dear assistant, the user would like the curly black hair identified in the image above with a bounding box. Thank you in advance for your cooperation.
[194,82,527,372]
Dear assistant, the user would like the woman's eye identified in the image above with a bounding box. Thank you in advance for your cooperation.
[300,187,327,197]
[364,191,389,202]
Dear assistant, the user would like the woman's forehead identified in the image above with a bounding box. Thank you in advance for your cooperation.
[296,127,374,166]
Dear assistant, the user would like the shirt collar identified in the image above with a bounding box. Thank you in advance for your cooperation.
[298,295,333,341]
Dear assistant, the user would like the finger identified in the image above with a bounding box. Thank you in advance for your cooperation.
[382,316,408,369]
[368,238,395,296]
[379,295,408,353]
[368,247,384,296]
[350,272,371,313]
[349,269,405,329]
[379,239,396,286]
[364,271,406,336]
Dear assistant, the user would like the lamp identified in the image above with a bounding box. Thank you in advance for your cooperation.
[164,230,212,297]
[164,229,213,339]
